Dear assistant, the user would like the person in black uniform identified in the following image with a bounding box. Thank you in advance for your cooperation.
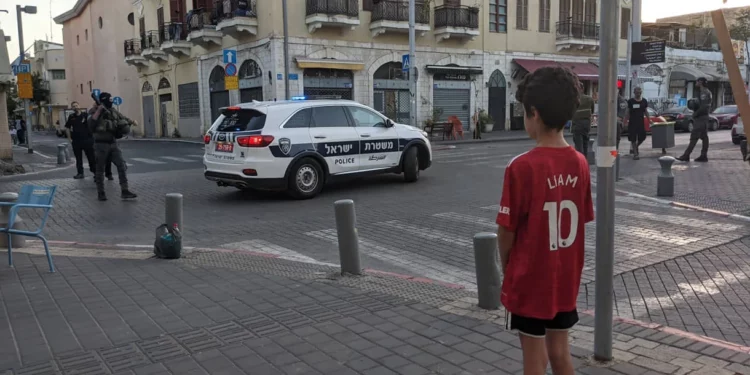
[677,77,712,162]
[66,101,112,179]
[626,87,648,160]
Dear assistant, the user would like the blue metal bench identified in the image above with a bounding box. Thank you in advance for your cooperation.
[0,185,57,272]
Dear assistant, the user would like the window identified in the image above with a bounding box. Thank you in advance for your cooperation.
[284,109,312,128]
[584,0,596,24]
[139,17,145,36]
[489,0,507,33]
[539,0,550,32]
[50,70,66,80]
[312,106,350,128]
[571,0,583,22]
[560,0,570,22]
[216,109,267,132]
[620,7,631,39]
[157,7,165,28]
[80,84,83,94]
[85,29,88,40]
[516,0,528,30]
[98,17,103,29]
[348,107,386,128]
[88,81,92,92]
[178,83,200,118]
[363,0,373,11]
[76,35,80,45]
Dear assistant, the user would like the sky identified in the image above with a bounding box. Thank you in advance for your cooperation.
[1,0,750,64]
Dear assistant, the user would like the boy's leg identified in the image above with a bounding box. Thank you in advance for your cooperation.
[510,314,549,375]
[545,310,579,375]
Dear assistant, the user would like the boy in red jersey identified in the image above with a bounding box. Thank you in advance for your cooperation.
[496,67,594,375]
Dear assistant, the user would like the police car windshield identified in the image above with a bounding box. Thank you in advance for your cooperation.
[216,109,266,132]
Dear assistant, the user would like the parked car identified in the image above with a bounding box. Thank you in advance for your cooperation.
[622,107,667,134]
[732,116,746,145]
[658,107,720,132]
[711,105,738,129]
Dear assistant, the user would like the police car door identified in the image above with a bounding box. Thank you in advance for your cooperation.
[310,105,360,174]
[347,106,399,171]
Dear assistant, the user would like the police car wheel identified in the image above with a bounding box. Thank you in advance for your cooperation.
[288,158,323,199]
[403,147,420,183]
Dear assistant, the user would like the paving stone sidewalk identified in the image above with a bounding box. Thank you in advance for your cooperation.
[2,245,750,375]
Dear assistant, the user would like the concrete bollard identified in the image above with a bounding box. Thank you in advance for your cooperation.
[657,156,676,197]
[57,144,67,165]
[587,139,596,165]
[334,199,361,275]
[0,193,26,248]
[473,233,501,310]
[165,193,183,232]
[741,139,748,161]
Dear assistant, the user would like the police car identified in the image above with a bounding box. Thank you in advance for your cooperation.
[203,98,432,199]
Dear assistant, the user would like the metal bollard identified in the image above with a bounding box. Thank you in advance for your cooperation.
[165,193,183,231]
[656,156,676,197]
[334,199,361,275]
[57,144,67,165]
[0,193,26,248]
[741,139,748,161]
[587,139,596,165]
[473,233,501,310]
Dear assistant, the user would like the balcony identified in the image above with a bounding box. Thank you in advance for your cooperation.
[215,0,258,36]
[305,0,360,33]
[555,20,599,52]
[370,0,430,38]
[433,5,479,42]
[124,39,147,66]
[141,31,167,61]
[160,23,191,56]
[187,9,222,46]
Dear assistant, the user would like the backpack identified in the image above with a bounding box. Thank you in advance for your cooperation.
[154,224,182,259]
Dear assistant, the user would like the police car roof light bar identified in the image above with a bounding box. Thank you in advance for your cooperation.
[291,96,306,101]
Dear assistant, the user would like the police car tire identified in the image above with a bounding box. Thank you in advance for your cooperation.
[287,158,324,199]
[403,147,419,183]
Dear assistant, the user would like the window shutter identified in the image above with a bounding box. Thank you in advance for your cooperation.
[363,0,373,11]
[620,8,630,39]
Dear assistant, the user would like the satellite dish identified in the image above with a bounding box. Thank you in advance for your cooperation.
[128,13,134,25]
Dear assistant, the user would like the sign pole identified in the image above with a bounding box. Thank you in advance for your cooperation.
[16,6,32,154]
[712,10,750,145]
[593,0,620,362]
[408,0,417,128]
[626,22,633,97]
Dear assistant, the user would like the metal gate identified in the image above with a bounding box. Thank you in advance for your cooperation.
[488,70,507,131]
[142,95,156,137]
[374,90,410,124]
[433,88,470,130]
[240,87,263,103]
[303,69,353,100]
[159,94,172,137]
[210,91,230,123]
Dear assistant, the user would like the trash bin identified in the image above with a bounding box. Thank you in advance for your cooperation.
[651,122,675,150]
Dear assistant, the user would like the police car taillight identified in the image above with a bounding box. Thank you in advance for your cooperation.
[203,134,211,144]
[237,135,274,147]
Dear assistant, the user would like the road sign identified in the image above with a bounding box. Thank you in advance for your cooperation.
[277,74,283,80]
[113,96,123,106]
[93,89,101,99]
[17,73,33,99]
[223,49,237,64]
[631,40,666,65]
[224,63,237,76]
[402,54,410,72]
[225,76,239,90]
[12,63,31,75]
[288,73,298,80]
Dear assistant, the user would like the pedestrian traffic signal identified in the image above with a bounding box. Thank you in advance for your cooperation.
[617,80,624,89]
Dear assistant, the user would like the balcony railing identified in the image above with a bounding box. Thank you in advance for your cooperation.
[216,0,256,22]
[124,39,142,57]
[372,0,429,24]
[306,0,358,17]
[141,31,162,49]
[434,5,478,29]
[160,22,188,43]
[556,20,599,40]
[188,8,217,31]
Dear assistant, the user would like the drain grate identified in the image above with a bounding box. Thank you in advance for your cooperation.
[206,321,255,344]
[56,351,109,375]
[294,304,342,323]
[265,309,315,329]
[173,329,223,353]
[98,343,150,373]
[15,361,59,375]
[137,336,189,362]
[237,314,287,337]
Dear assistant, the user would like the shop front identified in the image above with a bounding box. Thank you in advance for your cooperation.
[427,64,482,130]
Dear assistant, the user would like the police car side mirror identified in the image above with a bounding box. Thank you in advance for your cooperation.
[385,119,394,128]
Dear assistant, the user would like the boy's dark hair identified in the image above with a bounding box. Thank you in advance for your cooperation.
[515,67,581,131]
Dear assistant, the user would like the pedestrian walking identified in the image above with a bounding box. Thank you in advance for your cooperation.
[66,101,113,180]
[16,117,26,145]
[89,92,138,201]
[572,82,594,156]
[626,87,648,160]
[617,89,628,151]
[9,122,17,145]
[677,77,712,162]
[497,67,594,375]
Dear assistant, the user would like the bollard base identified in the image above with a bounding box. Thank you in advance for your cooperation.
[656,175,674,197]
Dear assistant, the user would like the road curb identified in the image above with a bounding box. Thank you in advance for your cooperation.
[433,132,592,146]
[123,138,204,145]
[615,189,750,223]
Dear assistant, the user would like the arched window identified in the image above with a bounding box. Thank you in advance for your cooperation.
[142,81,153,92]
[158,77,171,89]
[239,59,262,79]
[488,70,506,88]
[373,62,406,80]
[209,66,226,92]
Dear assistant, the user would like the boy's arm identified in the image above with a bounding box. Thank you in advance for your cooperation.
[497,226,515,273]
[495,161,529,272]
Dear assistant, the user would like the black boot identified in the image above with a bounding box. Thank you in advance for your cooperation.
[695,155,708,162]
[121,190,138,199]
[633,143,640,160]
[73,174,84,179]
[106,175,114,181]
[98,192,107,201]
[676,155,690,162]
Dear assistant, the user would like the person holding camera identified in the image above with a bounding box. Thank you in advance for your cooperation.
[88,92,138,201]
[677,77,711,162]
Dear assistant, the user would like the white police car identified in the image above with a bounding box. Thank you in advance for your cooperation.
[203,99,432,199]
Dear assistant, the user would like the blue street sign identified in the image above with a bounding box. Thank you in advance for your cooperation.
[93,89,101,99]
[277,73,283,80]
[289,74,298,81]
[113,96,123,106]
[402,54,410,72]
[224,63,237,76]
[12,63,31,75]
[223,49,237,64]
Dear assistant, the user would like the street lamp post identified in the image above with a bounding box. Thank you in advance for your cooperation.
[15,4,37,154]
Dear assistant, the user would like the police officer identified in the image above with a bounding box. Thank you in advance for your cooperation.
[617,88,628,151]
[572,82,595,156]
[677,77,712,162]
[89,92,138,201]
[626,87,648,160]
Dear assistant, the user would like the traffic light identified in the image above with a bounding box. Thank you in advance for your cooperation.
[617,80,624,89]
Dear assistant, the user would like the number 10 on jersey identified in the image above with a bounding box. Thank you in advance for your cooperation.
[543,200,579,251]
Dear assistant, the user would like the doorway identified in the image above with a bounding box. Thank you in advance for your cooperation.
[209,66,230,122]
[159,94,173,137]
[488,70,507,131]
[142,96,156,137]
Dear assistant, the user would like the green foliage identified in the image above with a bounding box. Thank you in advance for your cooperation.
[6,87,18,116]
[730,8,750,41]
[30,72,50,107]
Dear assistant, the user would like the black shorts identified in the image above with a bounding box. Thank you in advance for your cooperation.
[509,310,579,338]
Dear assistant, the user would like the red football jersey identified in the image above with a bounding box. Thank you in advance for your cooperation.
[496,146,594,320]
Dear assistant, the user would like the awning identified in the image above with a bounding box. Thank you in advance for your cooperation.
[514,59,600,80]
[295,57,364,71]
[671,65,708,81]
[425,65,483,75]
[513,59,560,73]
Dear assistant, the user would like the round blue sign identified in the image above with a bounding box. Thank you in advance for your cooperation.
[113,96,123,106]
[225,63,237,77]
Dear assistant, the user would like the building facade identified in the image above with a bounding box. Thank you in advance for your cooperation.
[54,0,141,131]
[28,41,70,128]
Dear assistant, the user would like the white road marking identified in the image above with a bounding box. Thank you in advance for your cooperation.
[131,158,167,165]
[433,213,497,230]
[376,221,474,248]
[186,154,204,159]
[305,229,477,290]
[220,239,338,267]
[161,156,196,163]
[436,155,513,164]
[614,208,740,232]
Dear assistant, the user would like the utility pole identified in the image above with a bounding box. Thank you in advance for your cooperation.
[593,0,620,362]
[629,0,642,95]
[626,22,633,97]
[408,0,417,128]
[16,5,35,154]
[281,0,290,100]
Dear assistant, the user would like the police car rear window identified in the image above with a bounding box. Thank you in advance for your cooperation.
[216,109,266,132]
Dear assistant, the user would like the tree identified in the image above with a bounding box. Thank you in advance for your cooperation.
[730,8,750,41]
[5,88,17,116]
[30,71,50,130]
